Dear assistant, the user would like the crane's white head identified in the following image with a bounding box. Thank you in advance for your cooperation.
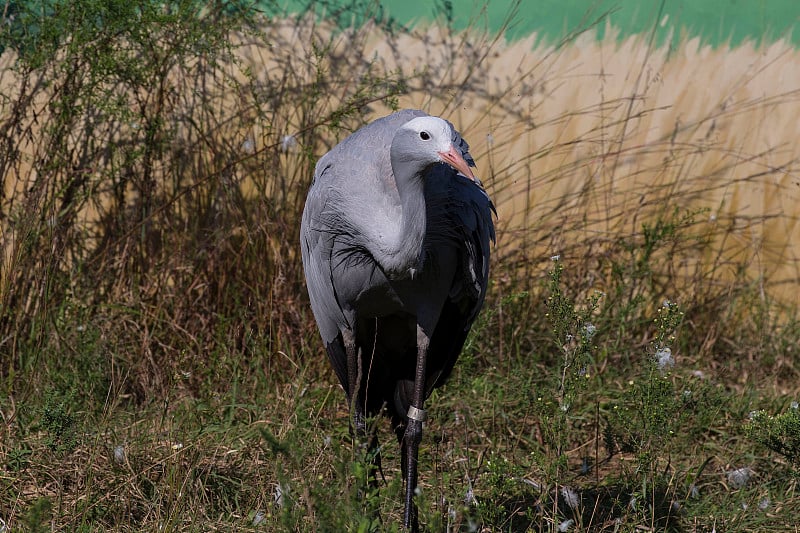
[391,116,475,180]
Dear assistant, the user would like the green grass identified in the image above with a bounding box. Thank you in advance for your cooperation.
[1,1,800,531]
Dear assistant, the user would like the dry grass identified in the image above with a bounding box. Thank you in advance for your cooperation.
[4,16,799,302]
[313,22,800,300]
[212,17,800,305]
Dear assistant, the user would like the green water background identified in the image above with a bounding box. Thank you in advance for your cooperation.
[5,2,798,49]
[277,0,800,48]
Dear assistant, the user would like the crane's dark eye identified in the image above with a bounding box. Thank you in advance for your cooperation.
[419,131,431,141]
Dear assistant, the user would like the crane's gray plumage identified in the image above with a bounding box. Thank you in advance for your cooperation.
[300,109,494,531]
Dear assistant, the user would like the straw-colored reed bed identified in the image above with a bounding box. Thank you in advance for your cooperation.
[238,19,800,303]
[3,17,799,306]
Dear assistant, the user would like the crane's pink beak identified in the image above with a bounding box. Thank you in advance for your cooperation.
[438,145,475,180]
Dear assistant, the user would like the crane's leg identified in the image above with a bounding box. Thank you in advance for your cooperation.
[343,328,381,492]
[344,328,365,437]
[402,324,430,532]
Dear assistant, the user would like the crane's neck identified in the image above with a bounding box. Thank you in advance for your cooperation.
[379,162,428,279]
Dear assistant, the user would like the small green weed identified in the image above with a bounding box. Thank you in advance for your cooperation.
[22,497,53,533]
[39,390,79,453]
[542,259,601,459]
[748,404,800,469]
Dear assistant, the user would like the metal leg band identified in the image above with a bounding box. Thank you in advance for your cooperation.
[407,405,427,422]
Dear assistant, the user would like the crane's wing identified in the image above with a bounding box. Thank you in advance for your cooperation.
[300,164,347,345]
[450,177,495,321]
[425,171,495,395]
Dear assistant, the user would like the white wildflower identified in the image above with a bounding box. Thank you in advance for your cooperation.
[758,497,770,510]
[280,134,297,153]
[521,478,540,490]
[550,254,560,261]
[656,347,674,372]
[464,486,476,505]
[583,323,596,340]
[558,519,574,532]
[560,486,579,509]
[727,467,753,489]
[241,138,255,154]
[113,444,126,464]
[274,483,287,507]
[791,401,799,410]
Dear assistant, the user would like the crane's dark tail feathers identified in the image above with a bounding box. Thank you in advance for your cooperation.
[394,379,414,421]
